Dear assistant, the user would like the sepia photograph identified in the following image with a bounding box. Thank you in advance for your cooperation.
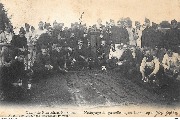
[0,0,180,118]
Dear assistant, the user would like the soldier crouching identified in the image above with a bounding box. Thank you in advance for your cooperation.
[32,45,53,82]
[117,45,136,77]
[97,40,110,70]
[140,48,161,85]
[72,39,88,70]
[50,43,69,73]
[1,48,28,100]
[162,49,180,81]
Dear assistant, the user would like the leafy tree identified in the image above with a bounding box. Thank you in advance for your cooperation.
[0,2,11,30]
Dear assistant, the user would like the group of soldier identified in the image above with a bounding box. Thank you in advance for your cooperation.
[0,17,180,100]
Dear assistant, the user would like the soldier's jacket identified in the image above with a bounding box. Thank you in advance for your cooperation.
[52,28,61,42]
[110,26,129,44]
[141,27,163,48]
[86,46,93,58]
[100,30,110,45]
[119,49,135,66]
[1,58,26,88]
[156,48,166,63]
[134,49,144,65]
[68,37,77,49]
[49,48,66,69]
[9,59,26,82]
[11,35,27,49]
[33,52,51,70]
[97,45,110,59]
[73,45,87,61]
[126,27,135,45]
[50,47,68,60]
[36,33,53,52]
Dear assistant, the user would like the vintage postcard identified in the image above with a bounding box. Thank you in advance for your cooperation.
[0,0,180,118]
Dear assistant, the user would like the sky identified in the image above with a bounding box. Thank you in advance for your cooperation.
[1,0,180,31]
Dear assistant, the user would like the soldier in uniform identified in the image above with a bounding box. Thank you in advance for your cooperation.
[11,27,28,57]
[151,22,164,48]
[50,43,68,73]
[4,26,14,44]
[124,18,136,46]
[35,21,47,40]
[140,48,160,83]
[141,18,154,48]
[24,23,34,69]
[161,49,180,101]
[72,39,88,70]
[117,45,136,77]
[32,45,53,82]
[36,27,53,53]
[0,44,27,100]
[111,19,129,47]
[162,49,180,79]
[134,21,144,48]
[164,19,180,54]
[97,40,110,69]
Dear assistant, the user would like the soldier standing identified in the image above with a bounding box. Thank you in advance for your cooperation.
[124,18,136,46]
[164,19,180,54]
[35,21,47,40]
[134,21,144,48]
[36,27,53,53]
[141,18,154,48]
[11,27,28,57]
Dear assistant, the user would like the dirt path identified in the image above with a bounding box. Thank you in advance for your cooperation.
[1,70,179,107]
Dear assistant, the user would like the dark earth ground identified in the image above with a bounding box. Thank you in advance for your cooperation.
[0,69,180,108]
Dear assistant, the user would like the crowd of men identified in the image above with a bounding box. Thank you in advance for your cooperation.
[0,17,180,100]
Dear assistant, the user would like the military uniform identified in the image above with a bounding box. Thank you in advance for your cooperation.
[97,43,110,66]
[110,26,129,45]
[32,50,53,81]
[164,28,180,53]
[140,53,160,82]
[118,48,136,76]
[36,33,53,53]
[1,47,26,100]
[162,52,180,76]
[126,27,136,46]
[73,43,88,69]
